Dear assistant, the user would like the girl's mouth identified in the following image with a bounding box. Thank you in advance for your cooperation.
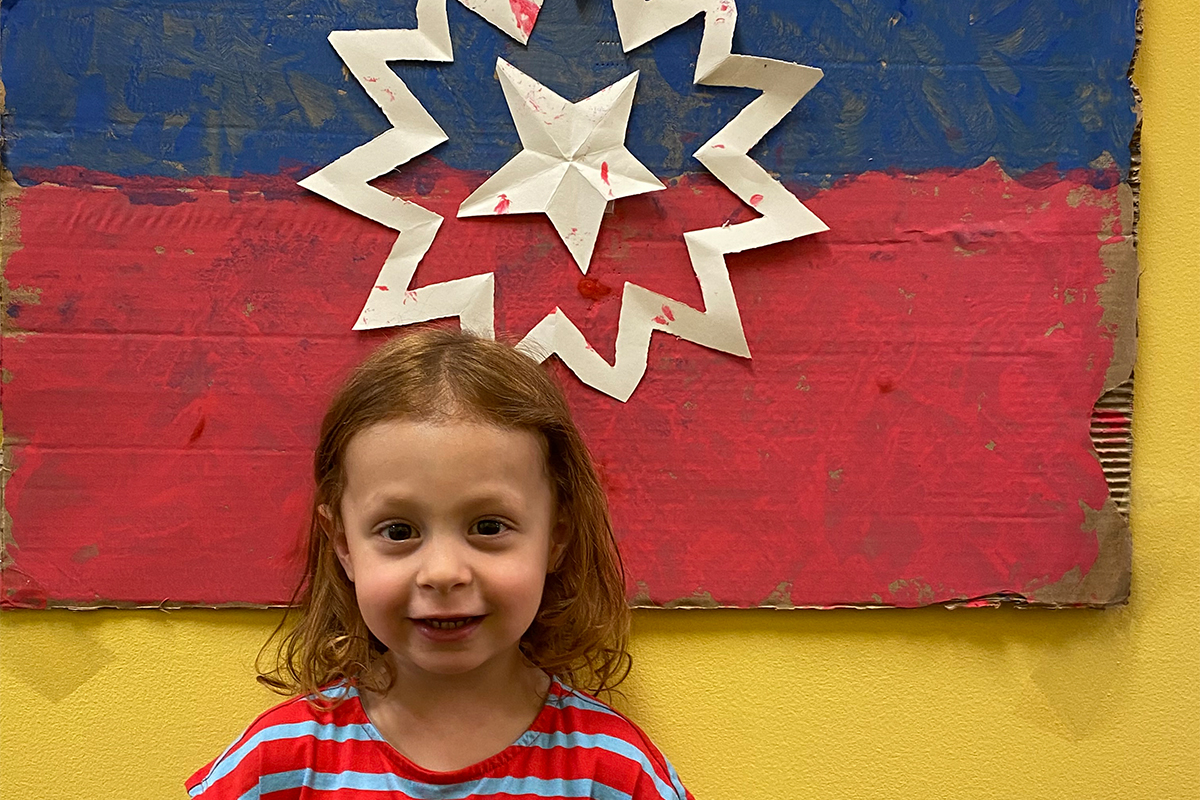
[411,615,485,641]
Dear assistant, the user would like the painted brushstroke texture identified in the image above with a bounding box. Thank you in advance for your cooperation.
[2,162,1123,607]
[0,0,1137,183]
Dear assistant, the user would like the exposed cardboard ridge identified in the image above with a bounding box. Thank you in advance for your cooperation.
[0,150,25,578]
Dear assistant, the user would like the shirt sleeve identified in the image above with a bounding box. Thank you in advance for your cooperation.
[185,724,266,799]
[621,718,695,800]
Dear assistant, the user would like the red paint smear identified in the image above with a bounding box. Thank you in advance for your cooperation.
[375,285,389,291]
[187,416,207,444]
[1,161,1121,607]
[749,193,763,206]
[509,0,540,37]
[578,276,612,301]
[600,161,610,185]
[494,193,511,214]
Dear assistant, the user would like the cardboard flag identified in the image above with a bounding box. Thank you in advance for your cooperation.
[0,0,1137,608]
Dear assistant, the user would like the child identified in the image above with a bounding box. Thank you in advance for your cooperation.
[187,328,694,799]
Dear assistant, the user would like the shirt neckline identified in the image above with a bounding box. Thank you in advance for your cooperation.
[351,674,566,782]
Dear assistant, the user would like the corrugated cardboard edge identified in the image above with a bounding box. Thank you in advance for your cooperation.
[0,74,24,583]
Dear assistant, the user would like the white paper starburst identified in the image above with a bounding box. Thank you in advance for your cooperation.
[299,0,828,401]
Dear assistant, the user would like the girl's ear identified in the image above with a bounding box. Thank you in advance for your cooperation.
[321,504,355,583]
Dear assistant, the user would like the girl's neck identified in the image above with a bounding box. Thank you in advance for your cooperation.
[387,650,548,716]
[360,651,552,771]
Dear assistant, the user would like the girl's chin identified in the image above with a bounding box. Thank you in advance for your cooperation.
[386,645,537,682]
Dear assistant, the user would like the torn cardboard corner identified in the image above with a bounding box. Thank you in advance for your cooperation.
[1027,499,1132,607]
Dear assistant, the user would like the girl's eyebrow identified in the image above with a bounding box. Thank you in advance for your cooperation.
[360,488,528,514]
[450,488,529,512]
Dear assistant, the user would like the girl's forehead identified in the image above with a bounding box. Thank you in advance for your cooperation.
[350,415,547,452]
[341,417,554,495]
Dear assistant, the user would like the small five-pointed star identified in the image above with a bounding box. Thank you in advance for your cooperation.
[457,58,664,273]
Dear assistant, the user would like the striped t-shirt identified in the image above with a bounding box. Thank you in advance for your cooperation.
[187,678,693,799]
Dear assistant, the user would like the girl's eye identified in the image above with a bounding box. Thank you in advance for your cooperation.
[474,519,508,537]
[380,522,415,542]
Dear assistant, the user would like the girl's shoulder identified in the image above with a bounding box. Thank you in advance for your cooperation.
[542,677,653,740]
[537,678,693,800]
[185,683,374,798]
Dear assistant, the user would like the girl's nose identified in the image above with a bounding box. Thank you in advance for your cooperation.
[414,535,472,593]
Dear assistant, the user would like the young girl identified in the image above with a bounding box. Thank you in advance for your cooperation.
[187,328,694,799]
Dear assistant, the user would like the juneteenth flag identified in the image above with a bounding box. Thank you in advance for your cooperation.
[0,0,1138,608]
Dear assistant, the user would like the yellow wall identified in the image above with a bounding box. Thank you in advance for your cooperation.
[3,2,1197,797]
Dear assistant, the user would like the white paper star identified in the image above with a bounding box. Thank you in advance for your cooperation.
[457,58,664,274]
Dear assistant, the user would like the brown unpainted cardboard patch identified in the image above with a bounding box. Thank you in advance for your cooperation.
[1,112,25,573]
[0,446,14,573]
[0,176,25,295]
[1027,499,1131,606]
[662,589,720,610]
[7,285,40,305]
[758,582,796,609]
[1097,185,1138,393]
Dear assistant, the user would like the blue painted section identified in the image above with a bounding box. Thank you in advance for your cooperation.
[0,0,1138,184]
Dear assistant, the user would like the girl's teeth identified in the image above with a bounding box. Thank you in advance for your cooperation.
[427,618,471,630]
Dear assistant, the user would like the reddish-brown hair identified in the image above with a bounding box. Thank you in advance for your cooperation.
[258,327,631,702]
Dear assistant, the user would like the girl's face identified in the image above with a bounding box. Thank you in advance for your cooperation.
[332,417,562,682]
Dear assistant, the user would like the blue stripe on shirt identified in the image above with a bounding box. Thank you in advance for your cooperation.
[256,769,635,800]
[520,730,681,800]
[547,690,620,717]
[189,719,377,796]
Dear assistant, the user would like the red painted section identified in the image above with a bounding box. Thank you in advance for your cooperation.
[1,161,1121,607]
